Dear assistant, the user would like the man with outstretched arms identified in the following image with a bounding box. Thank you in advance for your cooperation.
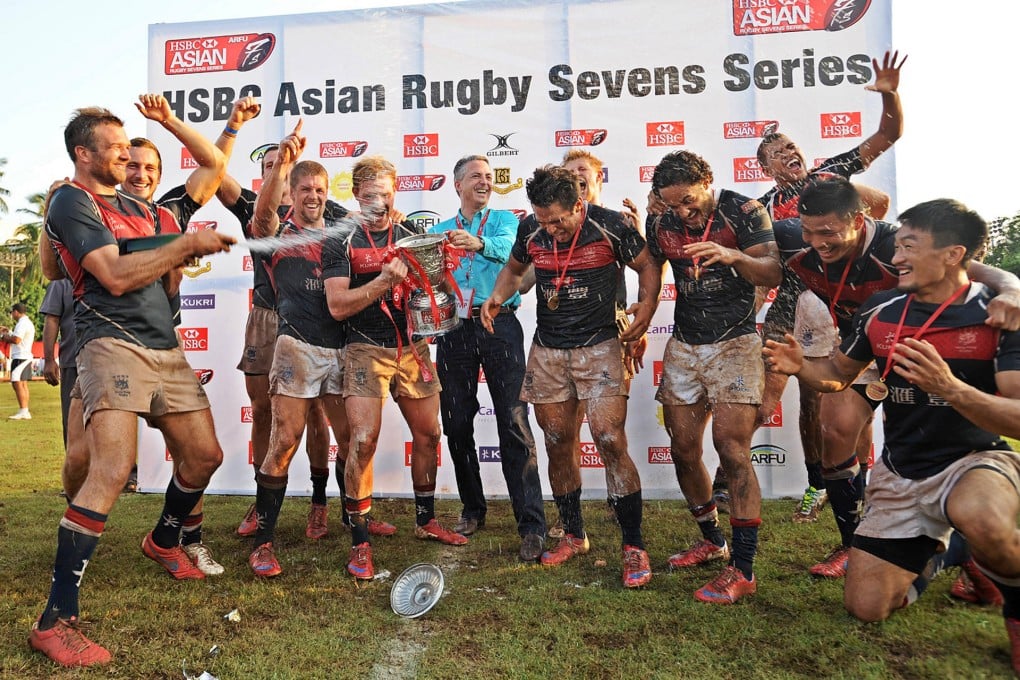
[646,151,781,604]
[30,106,234,668]
[765,199,1020,675]
[242,126,353,578]
[771,178,1020,581]
[427,154,547,562]
[480,165,660,589]
[324,155,467,582]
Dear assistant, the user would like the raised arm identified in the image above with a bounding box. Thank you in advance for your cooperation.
[858,50,907,166]
[252,120,305,238]
[214,97,261,209]
[135,93,226,206]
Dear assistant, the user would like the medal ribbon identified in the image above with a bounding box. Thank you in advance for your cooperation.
[550,203,587,302]
[454,208,489,282]
[684,212,715,280]
[877,283,971,384]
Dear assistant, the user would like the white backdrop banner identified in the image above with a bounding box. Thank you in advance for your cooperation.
[140,0,891,499]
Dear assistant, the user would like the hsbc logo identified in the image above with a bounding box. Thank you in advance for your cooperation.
[405,441,441,466]
[646,121,685,147]
[660,283,677,301]
[180,294,215,310]
[479,446,501,463]
[193,368,214,385]
[179,327,209,351]
[165,32,275,76]
[241,406,253,422]
[760,401,783,427]
[820,112,862,139]
[733,157,769,183]
[639,166,656,183]
[397,175,445,192]
[555,129,607,147]
[653,360,664,386]
[187,220,217,233]
[648,446,672,464]
[319,141,368,159]
[403,133,439,157]
[579,442,604,468]
[181,148,197,169]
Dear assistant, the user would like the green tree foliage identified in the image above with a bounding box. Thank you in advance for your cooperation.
[0,158,10,214]
[985,212,1020,277]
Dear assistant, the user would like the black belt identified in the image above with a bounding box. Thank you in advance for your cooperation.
[471,305,517,314]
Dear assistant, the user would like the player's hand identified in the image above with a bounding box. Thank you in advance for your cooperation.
[135,94,175,124]
[986,290,1020,331]
[479,298,501,334]
[623,335,647,375]
[186,230,236,258]
[621,198,642,233]
[865,50,907,94]
[620,302,653,341]
[889,337,960,397]
[229,96,261,127]
[389,208,407,223]
[646,190,666,216]
[279,119,306,164]
[763,334,804,375]
[683,241,741,268]
[381,257,408,285]
[42,359,60,386]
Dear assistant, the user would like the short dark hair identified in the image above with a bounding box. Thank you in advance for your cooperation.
[64,107,124,163]
[130,137,163,175]
[756,131,786,166]
[651,151,713,195]
[453,155,489,182]
[260,144,280,175]
[525,165,580,210]
[798,177,864,221]
[10,302,27,314]
[897,199,987,264]
[290,161,328,191]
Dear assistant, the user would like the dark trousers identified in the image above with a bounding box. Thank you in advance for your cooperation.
[436,312,546,537]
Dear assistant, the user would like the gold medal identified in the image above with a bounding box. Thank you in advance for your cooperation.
[547,294,560,311]
[865,380,889,401]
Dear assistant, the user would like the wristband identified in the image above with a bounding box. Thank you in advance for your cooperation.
[223,125,240,137]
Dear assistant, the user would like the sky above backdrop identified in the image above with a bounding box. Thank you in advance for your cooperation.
[2,0,1017,238]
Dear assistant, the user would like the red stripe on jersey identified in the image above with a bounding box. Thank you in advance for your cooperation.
[530,240,617,272]
[350,246,386,275]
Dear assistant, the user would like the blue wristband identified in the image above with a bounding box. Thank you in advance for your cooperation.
[223,125,239,136]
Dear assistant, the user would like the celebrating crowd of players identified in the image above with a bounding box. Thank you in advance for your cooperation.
[26,48,1020,676]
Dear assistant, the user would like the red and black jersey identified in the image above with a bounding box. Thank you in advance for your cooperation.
[759,147,867,222]
[44,183,177,349]
[268,220,345,349]
[774,217,899,337]
[322,219,421,348]
[842,284,1019,479]
[513,203,645,349]
[646,189,774,345]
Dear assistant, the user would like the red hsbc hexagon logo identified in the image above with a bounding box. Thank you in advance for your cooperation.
[403,133,439,157]
[732,157,768,183]
[820,112,862,139]
[579,442,604,468]
[760,401,783,428]
[179,327,208,351]
[646,121,685,147]
[181,148,197,169]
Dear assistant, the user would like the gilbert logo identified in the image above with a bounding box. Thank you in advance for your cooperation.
[403,133,439,158]
[181,148,197,170]
[397,175,445,192]
[723,120,779,139]
[646,121,685,147]
[555,129,607,147]
[579,443,604,468]
[732,158,768,183]
[241,406,253,422]
[760,401,783,428]
[164,32,276,75]
[820,112,862,139]
[653,360,664,386]
[486,132,520,158]
[179,327,209,351]
[639,166,656,183]
[186,220,217,233]
[405,441,442,466]
[648,447,672,464]
[193,368,214,385]
[319,141,368,159]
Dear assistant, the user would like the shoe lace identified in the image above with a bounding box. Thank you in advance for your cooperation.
[352,544,370,565]
[709,566,742,591]
[623,548,646,571]
[798,488,818,513]
[56,619,94,654]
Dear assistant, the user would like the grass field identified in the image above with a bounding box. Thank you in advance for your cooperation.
[0,383,1016,679]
